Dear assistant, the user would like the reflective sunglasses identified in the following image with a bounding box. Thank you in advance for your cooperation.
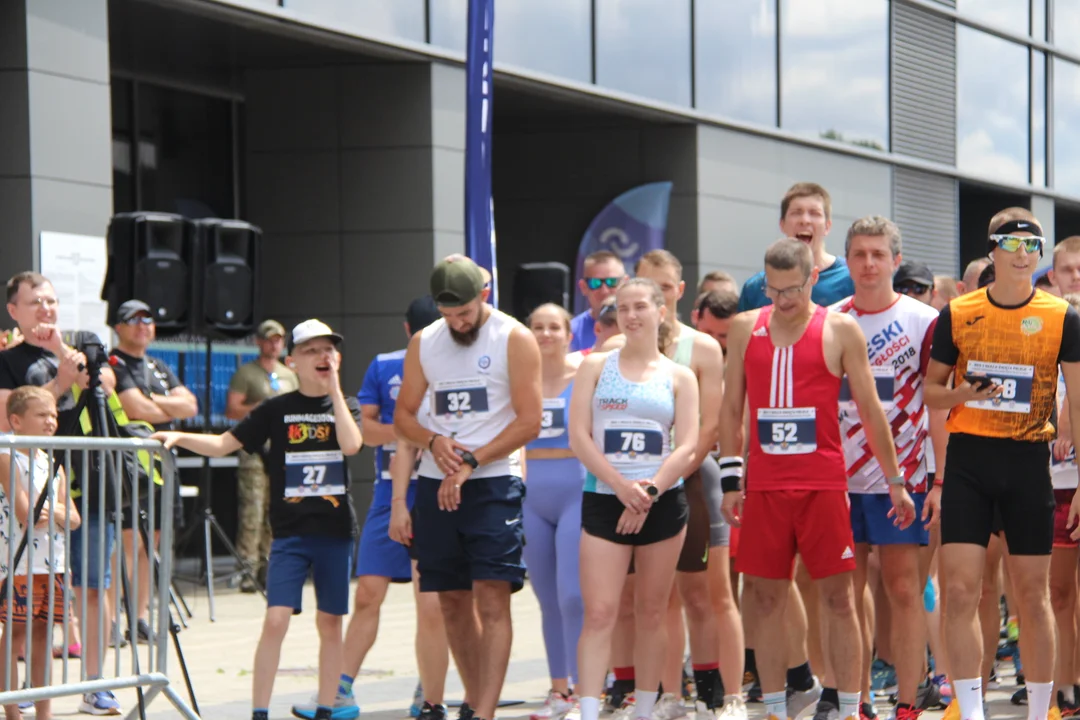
[268,372,281,392]
[585,277,620,290]
[894,282,931,296]
[123,316,154,326]
[990,234,1044,254]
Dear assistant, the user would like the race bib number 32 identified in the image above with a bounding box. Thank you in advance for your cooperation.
[757,407,817,455]
[433,378,490,420]
[285,450,346,498]
[602,419,664,463]
[964,360,1034,414]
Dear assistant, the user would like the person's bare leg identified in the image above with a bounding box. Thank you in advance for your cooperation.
[941,542,988,719]
[635,533,688,705]
[978,536,1003,688]
[77,588,110,679]
[707,545,745,697]
[816,572,861,695]
[661,585,686,696]
[749,578,793,694]
[412,561,450,705]
[316,611,344,708]
[341,575,392,676]
[1004,553,1055,683]
[879,545,927,706]
[868,551,892,667]
[612,575,637,688]
[792,560,819,676]
[30,622,51,720]
[1050,546,1079,705]
[853,545,874,705]
[577,533,633,717]
[438,590,482,708]
[472,580,514,720]
[252,606,293,708]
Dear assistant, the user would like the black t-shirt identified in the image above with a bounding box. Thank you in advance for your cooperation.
[0,331,102,436]
[110,348,183,431]
[229,391,361,539]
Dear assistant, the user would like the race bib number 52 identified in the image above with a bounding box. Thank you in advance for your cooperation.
[757,407,817,455]
[285,450,346,498]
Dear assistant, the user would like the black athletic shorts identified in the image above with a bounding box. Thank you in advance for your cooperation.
[582,484,688,547]
[940,433,1055,556]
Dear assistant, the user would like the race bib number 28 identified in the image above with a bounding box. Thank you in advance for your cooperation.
[964,360,1034,413]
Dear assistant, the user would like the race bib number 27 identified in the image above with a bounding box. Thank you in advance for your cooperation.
[285,450,346,498]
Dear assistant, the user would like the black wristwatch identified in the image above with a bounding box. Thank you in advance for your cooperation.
[460,451,479,470]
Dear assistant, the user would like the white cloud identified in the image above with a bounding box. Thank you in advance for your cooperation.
[958,128,1028,183]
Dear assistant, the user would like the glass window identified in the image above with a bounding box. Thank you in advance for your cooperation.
[1033,0,1046,40]
[595,0,692,106]
[1057,1,1080,54]
[694,0,777,126]
[429,0,591,82]
[285,0,425,42]
[956,0,1031,33]
[956,27,1029,184]
[779,0,888,150]
[1054,59,1080,195]
[1032,51,1046,186]
[111,78,135,215]
[136,85,235,218]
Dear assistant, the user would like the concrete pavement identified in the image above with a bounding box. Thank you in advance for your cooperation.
[10,569,1033,720]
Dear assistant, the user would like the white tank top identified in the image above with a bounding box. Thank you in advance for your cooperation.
[0,448,66,576]
[417,308,523,479]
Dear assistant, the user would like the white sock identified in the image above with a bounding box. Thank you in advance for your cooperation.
[764,691,787,719]
[634,689,658,719]
[1028,682,1053,720]
[579,696,601,720]
[953,678,984,720]
[1063,684,1076,705]
[838,691,860,720]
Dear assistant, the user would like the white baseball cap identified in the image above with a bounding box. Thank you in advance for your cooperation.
[288,319,343,353]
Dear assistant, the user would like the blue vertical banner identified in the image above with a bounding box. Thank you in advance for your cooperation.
[465,0,498,308]
[572,182,673,315]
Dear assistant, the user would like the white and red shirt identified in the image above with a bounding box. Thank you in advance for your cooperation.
[830,294,938,494]
[1052,368,1077,489]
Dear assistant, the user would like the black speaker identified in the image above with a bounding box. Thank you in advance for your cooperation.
[102,212,196,334]
[512,262,570,321]
[194,219,262,338]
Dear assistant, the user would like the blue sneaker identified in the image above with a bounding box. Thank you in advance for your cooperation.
[871,659,898,694]
[410,682,425,717]
[78,690,122,716]
[291,693,360,720]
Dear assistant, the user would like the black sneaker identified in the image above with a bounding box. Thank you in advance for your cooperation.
[458,702,475,720]
[1012,687,1027,706]
[420,703,448,720]
[126,618,154,644]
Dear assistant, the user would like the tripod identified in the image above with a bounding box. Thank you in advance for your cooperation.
[175,338,264,622]
[83,378,200,718]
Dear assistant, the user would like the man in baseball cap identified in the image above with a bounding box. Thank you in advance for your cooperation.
[430,256,488,308]
[893,260,936,306]
[226,318,299,592]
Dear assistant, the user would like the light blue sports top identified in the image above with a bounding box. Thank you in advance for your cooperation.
[585,350,676,494]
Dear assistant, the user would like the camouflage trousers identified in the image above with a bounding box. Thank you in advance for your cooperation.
[236,450,272,568]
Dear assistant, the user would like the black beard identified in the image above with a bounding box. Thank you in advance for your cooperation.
[450,325,481,346]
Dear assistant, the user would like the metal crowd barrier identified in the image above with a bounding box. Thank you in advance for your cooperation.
[0,435,197,719]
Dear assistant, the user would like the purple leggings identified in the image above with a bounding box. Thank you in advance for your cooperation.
[522,457,584,682]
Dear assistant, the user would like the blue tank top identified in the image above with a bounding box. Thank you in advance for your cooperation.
[586,350,676,494]
[526,381,574,451]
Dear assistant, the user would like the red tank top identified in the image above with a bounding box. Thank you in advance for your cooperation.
[745,305,847,491]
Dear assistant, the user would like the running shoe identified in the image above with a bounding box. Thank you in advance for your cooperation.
[914,678,941,711]
[458,702,475,720]
[411,683,425,717]
[716,697,748,720]
[611,693,637,720]
[78,690,122,716]
[653,693,689,720]
[419,702,448,720]
[1058,691,1080,717]
[531,690,575,720]
[860,702,878,720]
[746,679,763,704]
[1012,686,1027,706]
[871,660,898,695]
[291,692,360,720]
[808,699,838,720]
[787,677,823,720]
[930,675,951,708]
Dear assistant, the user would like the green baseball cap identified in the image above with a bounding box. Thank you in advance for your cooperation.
[430,257,486,307]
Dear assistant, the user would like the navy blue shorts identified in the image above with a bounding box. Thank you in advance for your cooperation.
[850,492,929,546]
[70,512,116,590]
[266,535,352,615]
[355,480,416,582]
[414,475,526,593]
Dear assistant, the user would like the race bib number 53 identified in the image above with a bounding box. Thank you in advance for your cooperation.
[757,408,817,455]
[285,450,346,498]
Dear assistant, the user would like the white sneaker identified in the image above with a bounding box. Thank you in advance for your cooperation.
[716,697,749,720]
[652,693,689,720]
[693,701,716,720]
[532,691,576,720]
[789,677,824,720]
[612,694,637,720]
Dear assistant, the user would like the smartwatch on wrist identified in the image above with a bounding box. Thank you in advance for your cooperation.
[887,475,906,487]
[460,451,479,470]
